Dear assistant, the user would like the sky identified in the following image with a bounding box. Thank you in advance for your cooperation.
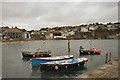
[0,0,119,30]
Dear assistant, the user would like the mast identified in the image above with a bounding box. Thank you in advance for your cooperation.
[34,41,46,54]
[68,36,70,56]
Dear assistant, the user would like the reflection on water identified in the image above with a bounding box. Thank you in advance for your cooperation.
[22,57,31,61]
[31,65,87,78]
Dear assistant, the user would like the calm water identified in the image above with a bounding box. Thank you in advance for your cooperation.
[1,40,118,78]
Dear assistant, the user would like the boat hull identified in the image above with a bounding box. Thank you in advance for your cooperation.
[79,50,101,55]
[22,51,51,59]
[31,55,74,67]
[40,58,88,71]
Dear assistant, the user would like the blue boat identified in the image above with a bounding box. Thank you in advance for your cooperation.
[40,57,88,71]
[31,39,74,67]
[31,55,74,67]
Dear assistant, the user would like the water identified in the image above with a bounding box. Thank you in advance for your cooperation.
[1,40,118,78]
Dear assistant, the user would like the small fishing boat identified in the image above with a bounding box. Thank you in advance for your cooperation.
[22,41,52,59]
[22,51,52,58]
[79,46,101,55]
[40,57,88,71]
[31,55,74,67]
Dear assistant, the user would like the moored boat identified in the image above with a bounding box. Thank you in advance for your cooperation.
[22,41,52,59]
[40,57,88,71]
[31,55,74,67]
[22,51,52,58]
[79,46,101,55]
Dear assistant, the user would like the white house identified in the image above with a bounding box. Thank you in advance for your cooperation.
[89,25,98,31]
[81,26,89,32]
[46,33,53,39]
[66,31,75,36]
[22,32,31,39]
[107,24,117,30]
[46,30,67,39]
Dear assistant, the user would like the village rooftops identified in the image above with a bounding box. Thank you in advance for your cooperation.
[3,27,23,33]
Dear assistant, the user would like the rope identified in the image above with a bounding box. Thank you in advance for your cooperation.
[34,41,46,54]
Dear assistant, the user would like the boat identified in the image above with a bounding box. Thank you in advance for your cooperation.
[40,57,88,71]
[31,55,74,67]
[22,51,52,58]
[31,39,74,67]
[79,46,101,55]
[22,41,52,59]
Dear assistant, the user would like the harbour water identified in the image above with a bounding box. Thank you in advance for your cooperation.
[1,40,118,78]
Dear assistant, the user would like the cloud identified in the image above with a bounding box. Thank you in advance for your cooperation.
[2,2,118,30]
[0,2,2,26]
[2,0,120,2]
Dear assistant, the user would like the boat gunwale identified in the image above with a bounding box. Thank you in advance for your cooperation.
[31,55,74,60]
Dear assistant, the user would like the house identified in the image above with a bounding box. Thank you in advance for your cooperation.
[81,26,89,32]
[30,30,47,40]
[46,30,67,39]
[22,31,31,39]
[3,27,23,40]
[66,31,75,36]
[2,27,31,40]
[52,31,67,39]
[46,32,53,39]
[88,25,98,31]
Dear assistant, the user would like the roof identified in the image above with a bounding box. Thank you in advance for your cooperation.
[3,28,23,33]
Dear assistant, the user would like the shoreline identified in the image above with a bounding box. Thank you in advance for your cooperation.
[1,39,118,43]
[76,58,119,78]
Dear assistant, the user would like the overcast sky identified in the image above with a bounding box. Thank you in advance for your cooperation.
[1,2,119,30]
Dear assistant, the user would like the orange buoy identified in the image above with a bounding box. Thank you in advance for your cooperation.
[55,65,58,70]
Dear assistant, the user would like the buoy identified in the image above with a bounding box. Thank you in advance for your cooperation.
[33,55,35,57]
[55,65,58,70]
[88,52,90,54]
[49,54,52,56]
[84,61,88,64]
